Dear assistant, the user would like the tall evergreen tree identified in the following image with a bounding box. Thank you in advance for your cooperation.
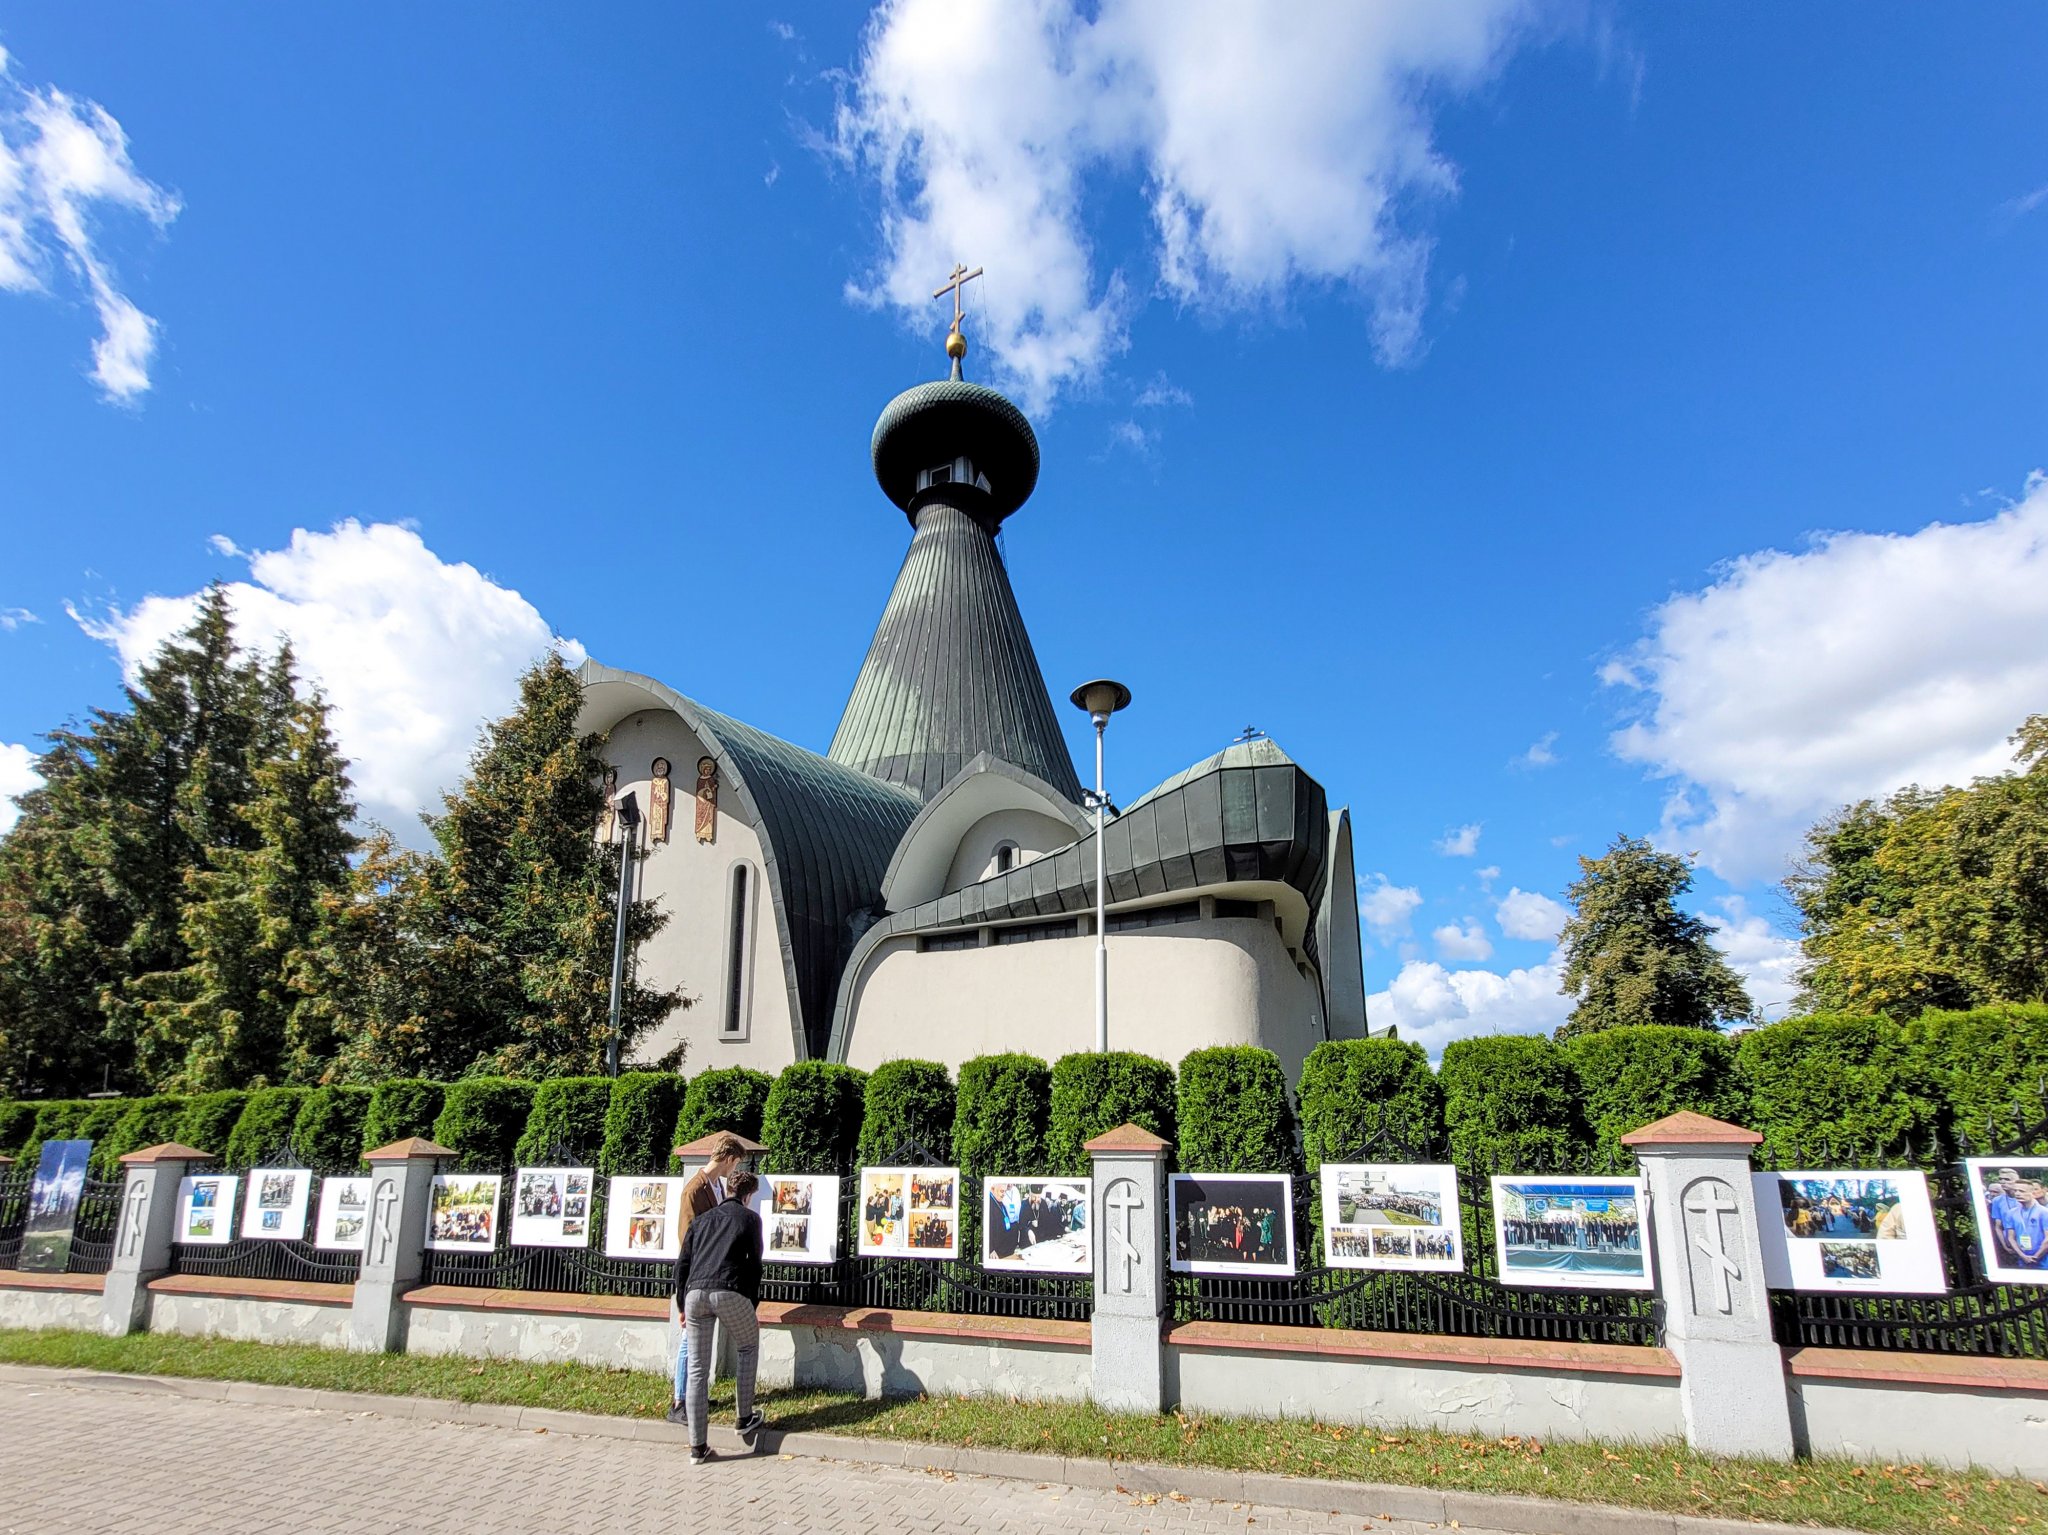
[1554,834,1753,1040]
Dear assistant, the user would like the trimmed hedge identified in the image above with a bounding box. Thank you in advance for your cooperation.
[671,1067,775,1160]
[514,1076,614,1166]
[95,1096,190,1176]
[361,1079,446,1151]
[173,1091,249,1160]
[1735,1013,1937,1165]
[1902,1003,2048,1157]
[1297,1038,1441,1173]
[292,1086,372,1172]
[855,1060,955,1169]
[433,1078,537,1172]
[1440,1035,1588,1171]
[952,1054,1050,1178]
[1175,1047,1300,1175]
[0,1101,36,1159]
[225,1087,311,1168]
[761,1063,867,1175]
[1563,1026,1743,1158]
[596,1071,685,1177]
[19,1099,91,1166]
[1047,1052,1177,1177]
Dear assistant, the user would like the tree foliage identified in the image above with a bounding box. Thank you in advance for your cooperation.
[173,1090,250,1158]
[1439,1034,1588,1170]
[1560,1026,1744,1157]
[225,1086,311,1168]
[95,1095,190,1175]
[1900,1003,2048,1156]
[596,1071,684,1177]
[290,1085,372,1172]
[669,1067,774,1166]
[514,1076,614,1165]
[952,1054,1050,1177]
[1046,1052,1178,1177]
[361,1079,445,1151]
[1296,1038,1442,1171]
[1734,1012,1936,1165]
[432,1077,536,1171]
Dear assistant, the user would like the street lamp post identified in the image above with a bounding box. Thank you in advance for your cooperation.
[606,789,642,1078]
[1068,679,1132,1053]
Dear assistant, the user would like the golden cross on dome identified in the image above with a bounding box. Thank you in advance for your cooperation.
[933,262,984,374]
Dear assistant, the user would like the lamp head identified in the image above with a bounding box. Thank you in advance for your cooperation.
[1069,678,1132,726]
[615,789,642,829]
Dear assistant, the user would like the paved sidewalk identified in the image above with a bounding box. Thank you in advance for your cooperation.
[0,1377,1506,1535]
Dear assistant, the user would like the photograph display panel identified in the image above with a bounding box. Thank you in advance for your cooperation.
[982,1177,1090,1272]
[858,1166,959,1259]
[509,1166,595,1249]
[1319,1163,1462,1271]
[313,1176,373,1252]
[1170,1173,1296,1276]
[20,1139,92,1273]
[1963,1158,2048,1285]
[603,1175,687,1260]
[750,1174,842,1265]
[1754,1171,1945,1294]
[176,1173,241,1246]
[241,1167,313,1241]
[425,1174,501,1252]
[1491,1177,1652,1291]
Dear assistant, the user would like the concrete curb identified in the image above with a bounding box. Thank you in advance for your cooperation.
[0,1363,1858,1535]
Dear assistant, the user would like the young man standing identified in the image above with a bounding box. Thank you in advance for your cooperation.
[667,1134,745,1424]
[675,1171,766,1464]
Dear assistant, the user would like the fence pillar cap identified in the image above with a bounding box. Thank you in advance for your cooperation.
[364,1136,454,1162]
[674,1131,766,1160]
[0,1155,11,1167]
[119,1142,215,1164]
[1619,1111,1762,1149]
[1084,1123,1171,1155]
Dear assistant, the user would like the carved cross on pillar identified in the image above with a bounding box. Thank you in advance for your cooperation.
[118,1179,149,1259]
[1105,1177,1144,1293]
[1684,1179,1743,1314]
[369,1177,400,1267]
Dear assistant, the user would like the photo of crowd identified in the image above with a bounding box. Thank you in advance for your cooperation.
[749,1174,840,1264]
[1821,1241,1879,1281]
[314,1176,373,1252]
[510,1167,595,1249]
[908,1212,954,1249]
[426,1175,500,1251]
[983,1178,1090,1271]
[911,1174,954,1211]
[1778,1178,1908,1240]
[1753,1170,1946,1294]
[258,1172,298,1208]
[243,1166,311,1241]
[1965,1160,2048,1284]
[858,1167,959,1259]
[1492,1178,1650,1290]
[604,1175,684,1259]
[1170,1174,1295,1276]
[1319,1163,1463,1272]
[772,1179,812,1216]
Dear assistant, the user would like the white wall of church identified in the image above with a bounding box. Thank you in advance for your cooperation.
[603,709,800,1076]
[840,915,1328,1080]
[939,808,1076,892]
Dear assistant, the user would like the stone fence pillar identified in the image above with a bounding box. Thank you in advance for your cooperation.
[1622,1110,1794,1460]
[101,1143,212,1337]
[1086,1123,1171,1413]
[349,1136,450,1354]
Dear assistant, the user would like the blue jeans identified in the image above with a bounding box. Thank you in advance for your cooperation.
[673,1331,687,1405]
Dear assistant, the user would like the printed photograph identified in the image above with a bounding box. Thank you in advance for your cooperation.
[983,1178,1090,1272]
[1319,1163,1463,1273]
[314,1177,373,1252]
[517,1171,565,1218]
[629,1181,668,1217]
[1964,1159,2048,1285]
[562,1218,584,1238]
[602,1175,683,1259]
[1371,1229,1411,1259]
[191,1180,218,1210]
[187,1211,215,1238]
[1821,1241,1881,1281]
[1491,1178,1651,1291]
[337,1183,365,1211]
[242,1166,311,1241]
[772,1179,813,1216]
[1170,1173,1296,1276]
[332,1214,364,1243]
[907,1211,954,1250]
[260,1209,283,1232]
[510,1166,596,1249]
[258,1172,297,1209]
[1778,1177,1908,1240]
[770,1215,810,1254]
[1753,1170,1947,1294]
[910,1173,955,1211]
[627,1214,666,1253]
[20,1139,92,1273]
[861,1171,906,1250]
[176,1169,242,1244]
[749,1174,840,1265]
[1336,1167,1441,1226]
[426,1175,500,1251]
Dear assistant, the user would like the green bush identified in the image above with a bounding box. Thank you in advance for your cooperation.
[1046,1052,1177,1177]
[292,1086,372,1172]
[596,1071,685,1177]
[361,1079,446,1151]
[0,1101,36,1159]
[670,1067,775,1166]
[952,1054,1050,1177]
[515,1076,614,1166]
[225,1087,312,1167]
[95,1096,190,1176]
[1175,1046,1299,1175]
[1440,1035,1588,1171]
[432,1077,537,1171]
[173,1091,249,1159]
[1562,1026,1745,1158]
[1296,1038,1441,1174]
[1735,1012,1938,1166]
[760,1062,866,1175]
[1902,1003,2048,1157]
[855,1060,955,1169]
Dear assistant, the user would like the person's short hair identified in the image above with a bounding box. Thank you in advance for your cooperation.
[729,1170,759,1205]
[711,1133,747,1164]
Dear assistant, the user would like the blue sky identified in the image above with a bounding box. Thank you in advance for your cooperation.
[2,5,2044,1053]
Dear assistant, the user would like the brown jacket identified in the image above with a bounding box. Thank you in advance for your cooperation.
[677,1169,722,1244]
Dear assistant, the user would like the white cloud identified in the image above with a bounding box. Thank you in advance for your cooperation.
[1106,419,1156,455]
[1368,947,1569,1058]
[0,741,42,836]
[2001,184,2048,221]
[1432,919,1493,961]
[1358,873,1423,936]
[0,57,180,400]
[71,520,583,841]
[1516,730,1559,768]
[1435,822,1481,857]
[1134,372,1193,409]
[0,607,38,630]
[1605,475,2048,882]
[1495,886,1569,943]
[1706,895,1800,1020]
[833,0,1533,409]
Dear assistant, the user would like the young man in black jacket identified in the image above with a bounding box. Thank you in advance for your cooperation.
[675,1170,765,1464]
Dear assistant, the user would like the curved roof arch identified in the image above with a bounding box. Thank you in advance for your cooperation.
[879,752,1089,911]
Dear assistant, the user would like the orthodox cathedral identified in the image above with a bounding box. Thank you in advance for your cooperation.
[576,277,1369,1080]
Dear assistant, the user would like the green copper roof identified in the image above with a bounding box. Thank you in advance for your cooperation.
[871,378,1040,524]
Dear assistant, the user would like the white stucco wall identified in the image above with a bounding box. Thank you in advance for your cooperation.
[940,808,1075,893]
[603,709,799,1075]
[146,1291,353,1349]
[841,915,1328,1079]
[759,1323,1090,1402]
[401,1302,670,1375]
[0,1286,101,1332]
[1792,1376,2048,1477]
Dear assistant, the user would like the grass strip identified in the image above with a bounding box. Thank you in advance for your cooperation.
[1,1327,2041,1534]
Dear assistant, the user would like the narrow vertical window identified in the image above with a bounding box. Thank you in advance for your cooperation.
[993,842,1017,875]
[723,864,750,1039]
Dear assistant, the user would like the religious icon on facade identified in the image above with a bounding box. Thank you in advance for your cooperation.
[648,757,673,844]
[597,765,619,841]
[694,756,718,844]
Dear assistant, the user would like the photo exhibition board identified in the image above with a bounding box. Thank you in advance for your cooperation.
[424,1174,502,1253]
[1490,1176,1653,1291]
[313,1176,373,1252]
[240,1166,313,1242]
[19,1139,92,1273]
[857,1166,960,1259]
[1169,1172,1296,1277]
[604,1175,687,1261]
[509,1166,596,1249]
[1963,1158,2048,1286]
[1319,1163,1463,1272]
[1753,1170,1945,1294]
[749,1173,841,1266]
[175,1173,241,1246]
[981,1177,1091,1273]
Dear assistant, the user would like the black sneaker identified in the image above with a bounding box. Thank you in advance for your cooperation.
[737,1409,765,1444]
[665,1403,688,1426]
[689,1444,714,1465]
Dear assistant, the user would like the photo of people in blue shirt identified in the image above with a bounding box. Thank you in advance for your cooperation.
[1966,1160,2048,1284]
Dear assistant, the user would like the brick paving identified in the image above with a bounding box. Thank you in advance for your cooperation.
[0,1377,1518,1535]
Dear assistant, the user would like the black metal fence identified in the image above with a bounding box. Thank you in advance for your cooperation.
[163,1144,364,1287]
[0,1165,124,1277]
[0,1165,28,1269]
